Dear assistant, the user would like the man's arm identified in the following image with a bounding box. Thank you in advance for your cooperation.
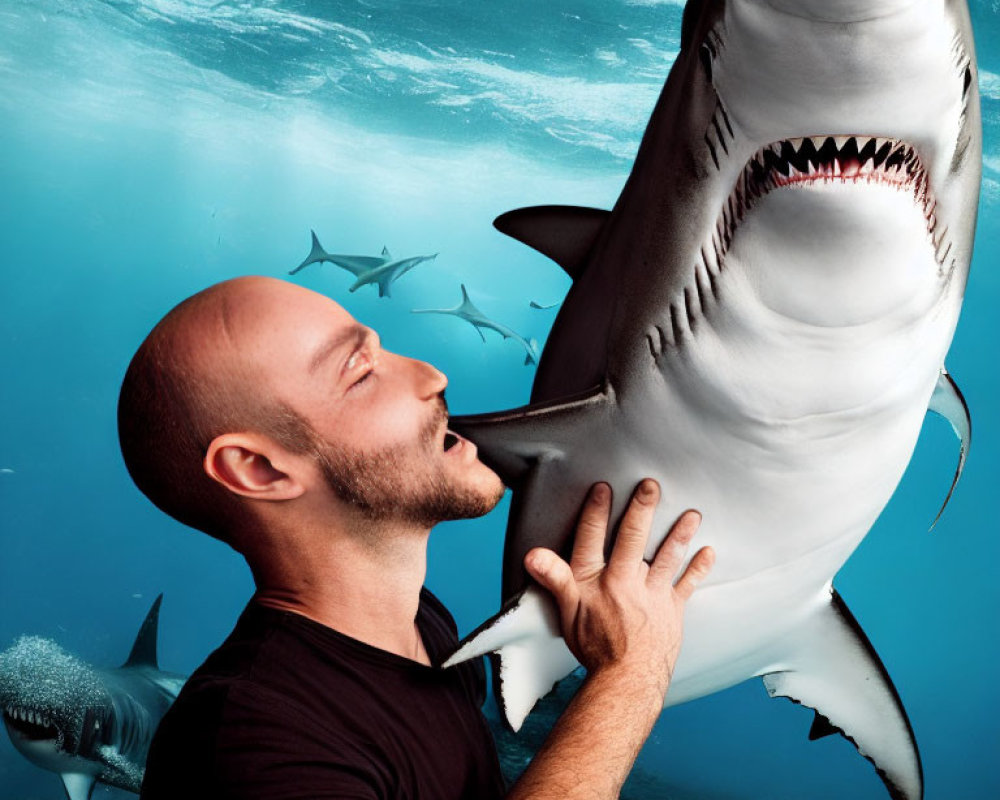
[506,479,714,800]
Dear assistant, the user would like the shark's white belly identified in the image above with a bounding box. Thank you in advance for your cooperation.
[609,248,961,704]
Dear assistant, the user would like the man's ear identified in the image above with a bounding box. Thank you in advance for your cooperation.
[203,433,306,501]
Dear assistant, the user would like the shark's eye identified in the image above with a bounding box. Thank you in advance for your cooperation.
[700,42,714,83]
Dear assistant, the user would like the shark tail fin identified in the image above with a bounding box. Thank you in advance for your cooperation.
[289,229,329,275]
[123,594,163,669]
[444,585,579,731]
[523,338,539,366]
[494,205,609,281]
[927,367,970,529]
[762,587,922,800]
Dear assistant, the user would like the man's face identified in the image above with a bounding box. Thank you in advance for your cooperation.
[236,279,505,527]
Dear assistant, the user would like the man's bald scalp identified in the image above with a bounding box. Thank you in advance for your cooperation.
[118,280,313,543]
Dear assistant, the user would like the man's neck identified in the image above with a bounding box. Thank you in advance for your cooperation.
[247,517,434,665]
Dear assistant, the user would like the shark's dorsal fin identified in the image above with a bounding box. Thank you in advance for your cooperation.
[762,588,922,800]
[494,205,609,281]
[927,367,970,529]
[123,594,163,669]
[458,284,482,317]
[61,772,96,800]
[381,245,392,260]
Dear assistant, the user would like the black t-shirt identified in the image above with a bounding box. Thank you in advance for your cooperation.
[141,589,505,800]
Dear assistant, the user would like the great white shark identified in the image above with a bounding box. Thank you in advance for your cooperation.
[290,229,437,297]
[443,1,981,798]
[0,596,184,799]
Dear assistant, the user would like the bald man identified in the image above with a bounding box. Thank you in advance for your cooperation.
[118,276,714,800]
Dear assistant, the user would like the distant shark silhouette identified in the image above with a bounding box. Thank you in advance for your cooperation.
[0,596,184,800]
[413,285,540,365]
[443,1,980,798]
[529,300,560,310]
[289,230,436,298]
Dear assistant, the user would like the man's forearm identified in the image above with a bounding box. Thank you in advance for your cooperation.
[505,663,665,800]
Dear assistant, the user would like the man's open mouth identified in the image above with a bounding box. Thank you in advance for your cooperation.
[443,431,460,451]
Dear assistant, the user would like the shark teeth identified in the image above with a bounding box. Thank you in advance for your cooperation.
[4,705,54,730]
[714,135,946,269]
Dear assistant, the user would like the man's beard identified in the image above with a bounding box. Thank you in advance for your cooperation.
[310,398,502,528]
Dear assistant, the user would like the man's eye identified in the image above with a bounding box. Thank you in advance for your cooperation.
[351,369,374,388]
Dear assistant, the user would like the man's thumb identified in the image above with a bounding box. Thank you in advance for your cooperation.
[525,548,576,605]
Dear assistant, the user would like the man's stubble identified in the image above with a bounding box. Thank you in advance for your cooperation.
[311,397,503,531]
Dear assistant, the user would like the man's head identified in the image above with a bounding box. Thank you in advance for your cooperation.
[118,276,504,549]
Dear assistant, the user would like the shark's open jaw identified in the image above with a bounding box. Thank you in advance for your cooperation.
[746,136,926,193]
[714,135,951,270]
[3,707,60,743]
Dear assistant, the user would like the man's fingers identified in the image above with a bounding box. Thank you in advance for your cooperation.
[647,509,702,586]
[525,548,580,621]
[673,545,716,602]
[570,483,612,575]
[607,479,660,576]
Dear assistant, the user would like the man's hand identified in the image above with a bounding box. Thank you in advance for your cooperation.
[523,479,714,699]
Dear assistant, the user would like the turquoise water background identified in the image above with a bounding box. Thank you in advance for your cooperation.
[0,1,997,797]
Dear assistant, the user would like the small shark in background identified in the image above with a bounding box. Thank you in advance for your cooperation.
[444,0,980,798]
[289,229,437,298]
[0,596,184,800]
[413,284,540,365]
[529,300,560,310]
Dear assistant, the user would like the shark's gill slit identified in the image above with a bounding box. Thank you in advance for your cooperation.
[713,116,729,155]
[684,286,698,332]
[705,135,720,170]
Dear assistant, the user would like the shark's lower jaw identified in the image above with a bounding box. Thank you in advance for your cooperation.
[3,707,61,744]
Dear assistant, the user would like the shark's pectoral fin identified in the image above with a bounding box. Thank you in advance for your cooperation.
[450,384,611,485]
[494,205,609,280]
[377,277,392,298]
[98,744,146,792]
[762,588,921,800]
[927,367,971,529]
[444,585,578,731]
[60,773,96,800]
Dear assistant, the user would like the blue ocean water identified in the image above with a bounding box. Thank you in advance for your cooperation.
[0,1,997,798]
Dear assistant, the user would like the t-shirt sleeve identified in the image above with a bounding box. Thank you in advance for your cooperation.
[142,680,384,800]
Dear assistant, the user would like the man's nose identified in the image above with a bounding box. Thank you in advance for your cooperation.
[412,357,448,398]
